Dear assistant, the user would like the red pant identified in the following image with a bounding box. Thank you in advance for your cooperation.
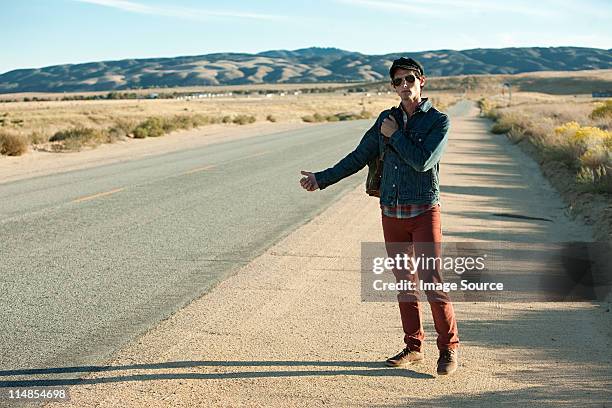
[382,205,459,352]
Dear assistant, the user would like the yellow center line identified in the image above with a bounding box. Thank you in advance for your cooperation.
[181,164,216,175]
[72,188,125,203]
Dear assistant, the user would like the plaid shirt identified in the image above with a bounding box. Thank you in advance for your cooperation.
[381,100,439,219]
[381,202,439,218]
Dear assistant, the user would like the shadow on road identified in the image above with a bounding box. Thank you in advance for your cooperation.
[0,360,434,387]
[374,386,611,408]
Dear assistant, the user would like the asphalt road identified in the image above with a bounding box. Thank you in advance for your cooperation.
[0,119,374,381]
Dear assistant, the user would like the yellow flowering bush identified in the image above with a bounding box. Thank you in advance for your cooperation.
[555,121,612,190]
[590,100,612,119]
[555,121,611,152]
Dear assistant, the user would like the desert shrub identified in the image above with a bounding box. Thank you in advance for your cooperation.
[334,112,359,121]
[305,113,329,122]
[28,131,48,144]
[191,114,211,127]
[303,111,373,123]
[131,128,146,139]
[539,143,578,168]
[555,121,611,156]
[50,127,97,142]
[487,112,530,137]
[161,118,178,133]
[337,111,372,121]
[507,126,526,144]
[576,162,612,192]
[232,115,256,125]
[331,113,348,121]
[0,132,28,156]
[163,114,211,130]
[222,116,232,124]
[266,114,277,123]
[47,113,219,148]
[590,100,612,120]
[313,113,326,122]
[359,109,373,119]
[478,98,498,119]
[107,126,127,141]
[133,118,164,138]
[490,122,512,134]
[110,119,136,138]
[49,127,113,150]
[553,121,612,190]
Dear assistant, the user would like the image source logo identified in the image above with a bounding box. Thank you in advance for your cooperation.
[361,242,611,303]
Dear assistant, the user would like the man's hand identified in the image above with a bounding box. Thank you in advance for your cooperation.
[300,170,319,191]
[381,115,399,138]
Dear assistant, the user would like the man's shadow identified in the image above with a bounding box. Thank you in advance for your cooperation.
[0,360,434,387]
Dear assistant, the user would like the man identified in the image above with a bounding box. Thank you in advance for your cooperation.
[299,57,459,375]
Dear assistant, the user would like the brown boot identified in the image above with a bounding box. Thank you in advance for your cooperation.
[436,349,458,375]
[385,348,424,367]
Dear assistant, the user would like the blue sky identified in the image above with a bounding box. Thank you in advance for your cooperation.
[1,0,610,74]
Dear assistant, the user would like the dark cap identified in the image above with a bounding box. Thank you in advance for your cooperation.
[389,57,424,78]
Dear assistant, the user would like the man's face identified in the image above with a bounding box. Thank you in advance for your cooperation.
[391,68,426,102]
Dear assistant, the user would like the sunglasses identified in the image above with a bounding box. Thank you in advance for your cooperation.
[392,74,418,87]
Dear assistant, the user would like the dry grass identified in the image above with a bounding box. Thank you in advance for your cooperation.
[0,132,28,156]
[48,127,124,151]
[301,110,373,123]
[430,69,612,95]
[479,93,612,192]
[590,100,612,119]
[354,69,612,98]
[478,91,612,240]
[0,90,459,153]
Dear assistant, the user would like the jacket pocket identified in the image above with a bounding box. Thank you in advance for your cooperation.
[409,130,426,144]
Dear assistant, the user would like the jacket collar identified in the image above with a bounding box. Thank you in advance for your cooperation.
[398,97,431,114]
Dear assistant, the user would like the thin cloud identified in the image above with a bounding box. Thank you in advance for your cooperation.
[335,0,438,15]
[398,0,552,17]
[336,0,556,18]
[72,0,285,21]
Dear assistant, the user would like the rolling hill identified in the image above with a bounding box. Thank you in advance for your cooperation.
[1,46,611,93]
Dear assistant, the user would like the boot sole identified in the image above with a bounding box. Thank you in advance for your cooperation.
[385,359,424,367]
[436,366,458,375]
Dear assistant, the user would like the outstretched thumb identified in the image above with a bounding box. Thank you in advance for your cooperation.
[300,170,311,176]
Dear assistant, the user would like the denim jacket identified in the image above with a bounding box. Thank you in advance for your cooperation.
[314,98,450,206]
